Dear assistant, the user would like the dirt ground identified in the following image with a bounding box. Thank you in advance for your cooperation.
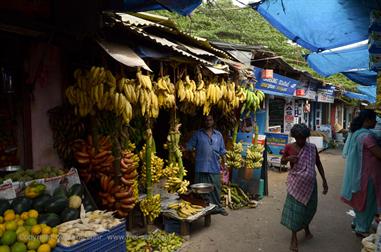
[180,149,363,252]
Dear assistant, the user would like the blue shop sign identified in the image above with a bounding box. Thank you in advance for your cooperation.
[254,67,298,96]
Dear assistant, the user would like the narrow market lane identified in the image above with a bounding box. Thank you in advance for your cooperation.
[181,149,362,252]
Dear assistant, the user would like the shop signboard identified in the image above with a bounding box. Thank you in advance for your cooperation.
[284,100,295,133]
[295,81,317,100]
[254,67,298,96]
[317,86,335,103]
[265,132,289,156]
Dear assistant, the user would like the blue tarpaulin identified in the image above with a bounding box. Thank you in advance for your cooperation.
[343,90,375,103]
[356,85,377,103]
[344,70,377,86]
[306,44,369,77]
[251,0,379,52]
[115,0,201,16]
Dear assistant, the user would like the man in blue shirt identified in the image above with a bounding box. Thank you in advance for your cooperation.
[186,114,228,216]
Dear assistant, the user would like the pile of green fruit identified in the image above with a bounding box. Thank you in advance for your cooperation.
[221,184,257,210]
[0,184,87,228]
[127,231,183,252]
[0,166,65,184]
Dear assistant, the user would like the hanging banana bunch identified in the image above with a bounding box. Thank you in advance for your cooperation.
[156,75,176,109]
[139,144,165,185]
[226,143,243,169]
[245,144,265,169]
[163,124,190,195]
[136,69,160,118]
[65,66,134,124]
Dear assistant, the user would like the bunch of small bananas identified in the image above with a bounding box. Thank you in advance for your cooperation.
[156,76,176,109]
[164,176,190,194]
[168,200,203,219]
[136,70,160,118]
[226,143,243,169]
[140,194,161,222]
[139,145,165,185]
[245,143,264,169]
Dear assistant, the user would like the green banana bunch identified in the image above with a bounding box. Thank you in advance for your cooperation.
[226,143,243,169]
[139,145,165,185]
[127,231,183,252]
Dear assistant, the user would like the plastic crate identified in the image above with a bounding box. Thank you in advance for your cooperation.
[163,217,181,235]
[53,221,126,252]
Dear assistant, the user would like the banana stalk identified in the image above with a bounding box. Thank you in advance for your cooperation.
[146,128,153,197]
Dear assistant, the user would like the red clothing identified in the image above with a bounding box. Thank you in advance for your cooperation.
[283,143,321,169]
[342,135,381,211]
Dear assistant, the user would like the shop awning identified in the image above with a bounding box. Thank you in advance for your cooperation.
[111,0,202,16]
[97,40,151,71]
[251,0,378,52]
[254,67,298,97]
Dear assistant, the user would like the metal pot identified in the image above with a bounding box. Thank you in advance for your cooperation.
[190,183,214,194]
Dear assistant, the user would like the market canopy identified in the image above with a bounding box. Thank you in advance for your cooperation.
[306,44,369,77]
[343,70,377,86]
[343,90,375,103]
[250,0,378,52]
[356,85,377,103]
[111,0,202,16]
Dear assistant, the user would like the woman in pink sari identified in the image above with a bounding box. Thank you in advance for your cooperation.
[281,124,328,252]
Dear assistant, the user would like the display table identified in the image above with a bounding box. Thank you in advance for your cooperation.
[162,203,216,239]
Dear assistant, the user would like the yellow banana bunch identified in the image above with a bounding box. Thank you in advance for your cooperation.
[236,87,247,102]
[140,194,161,222]
[156,76,176,109]
[136,69,152,90]
[120,78,138,104]
[139,145,165,185]
[245,144,264,169]
[168,200,203,219]
[206,82,223,104]
[226,143,243,169]
[176,76,197,103]
[112,92,133,124]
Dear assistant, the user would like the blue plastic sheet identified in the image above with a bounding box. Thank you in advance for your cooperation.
[252,0,379,52]
[116,0,201,16]
[306,45,369,77]
[344,70,377,86]
[356,85,377,103]
[343,90,375,103]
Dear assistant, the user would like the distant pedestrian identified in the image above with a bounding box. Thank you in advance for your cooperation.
[341,109,381,237]
[281,124,328,252]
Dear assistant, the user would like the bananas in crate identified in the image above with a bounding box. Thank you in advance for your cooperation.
[156,75,176,109]
[139,145,165,185]
[99,174,138,217]
[245,144,264,169]
[167,200,203,219]
[140,194,161,222]
[226,143,243,169]
[73,135,114,182]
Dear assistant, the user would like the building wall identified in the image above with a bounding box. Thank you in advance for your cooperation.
[28,43,63,169]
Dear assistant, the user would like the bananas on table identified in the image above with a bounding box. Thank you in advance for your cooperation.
[167,200,203,219]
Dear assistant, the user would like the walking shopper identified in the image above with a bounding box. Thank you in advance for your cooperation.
[281,124,328,252]
[186,114,228,216]
[341,109,381,237]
